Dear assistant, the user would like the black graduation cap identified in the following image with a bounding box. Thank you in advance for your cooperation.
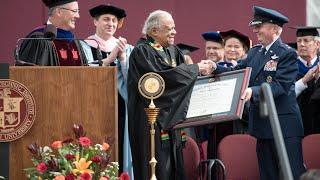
[220,29,251,50]
[293,26,320,37]
[42,0,77,8]
[89,5,126,19]
[201,32,223,44]
[176,43,199,55]
[249,6,289,27]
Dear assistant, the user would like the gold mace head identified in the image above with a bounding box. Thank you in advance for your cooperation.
[144,107,160,124]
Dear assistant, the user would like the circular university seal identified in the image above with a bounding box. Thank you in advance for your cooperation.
[138,72,165,100]
[0,79,36,142]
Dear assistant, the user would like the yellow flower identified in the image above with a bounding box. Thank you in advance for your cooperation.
[72,157,94,174]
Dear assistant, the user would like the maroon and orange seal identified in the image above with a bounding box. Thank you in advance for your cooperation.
[0,79,36,142]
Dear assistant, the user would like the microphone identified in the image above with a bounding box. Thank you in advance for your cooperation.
[43,24,57,40]
[79,38,103,66]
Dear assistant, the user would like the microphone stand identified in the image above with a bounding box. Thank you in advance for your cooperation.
[259,83,293,180]
[58,38,103,66]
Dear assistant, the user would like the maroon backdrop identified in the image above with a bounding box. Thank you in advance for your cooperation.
[0,0,305,64]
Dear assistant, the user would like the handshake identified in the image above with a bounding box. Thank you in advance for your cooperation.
[197,60,217,75]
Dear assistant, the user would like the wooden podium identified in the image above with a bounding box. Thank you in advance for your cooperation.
[8,67,118,180]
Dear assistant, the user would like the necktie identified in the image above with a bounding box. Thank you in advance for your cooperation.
[261,47,266,55]
[307,61,311,67]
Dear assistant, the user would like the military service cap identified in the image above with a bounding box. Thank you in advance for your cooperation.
[249,6,289,27]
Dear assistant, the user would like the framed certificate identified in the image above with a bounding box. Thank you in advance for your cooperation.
[174,67,251,129]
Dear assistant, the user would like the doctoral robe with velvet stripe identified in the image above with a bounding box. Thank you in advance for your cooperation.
[18,25,88,66]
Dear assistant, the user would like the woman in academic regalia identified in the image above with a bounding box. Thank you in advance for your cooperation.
[220,29,251,67]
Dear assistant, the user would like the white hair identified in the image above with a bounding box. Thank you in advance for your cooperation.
[142,10,173,35]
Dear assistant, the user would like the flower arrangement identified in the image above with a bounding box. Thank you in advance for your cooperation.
[24,124,129,180]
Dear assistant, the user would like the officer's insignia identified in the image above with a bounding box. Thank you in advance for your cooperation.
[264,60,278,71]
[266,76,273,83]
[0,79,36,142]
[271,54,279,60]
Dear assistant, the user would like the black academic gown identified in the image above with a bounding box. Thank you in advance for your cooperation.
[308,78,320,134]
[127,37,199,180]
[296,57,320,135]
[18,26,88,66]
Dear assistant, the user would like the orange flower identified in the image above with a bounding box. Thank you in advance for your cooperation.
[102,142,110,151]
[51,141,62,149]
[54,175,65,180]
[72,157,94,175]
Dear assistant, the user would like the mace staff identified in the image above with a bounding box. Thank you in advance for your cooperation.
[138,72,165,180]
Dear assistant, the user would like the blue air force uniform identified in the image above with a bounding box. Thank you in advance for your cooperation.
[215,6,305,180]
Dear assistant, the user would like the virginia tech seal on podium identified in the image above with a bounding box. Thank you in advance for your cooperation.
[0,79,36,142]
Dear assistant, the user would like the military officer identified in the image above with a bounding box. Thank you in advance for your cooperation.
[208,6,306,180]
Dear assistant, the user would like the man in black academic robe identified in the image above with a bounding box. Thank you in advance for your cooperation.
[17,0,88,66]
[309,77,320,133]
[18,27,88,66]
[127,10,212,180]
[294,26,320,135]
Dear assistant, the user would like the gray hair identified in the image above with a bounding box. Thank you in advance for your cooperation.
[48,5,65,17]
[142,10,172,35]
[48,7,58,17]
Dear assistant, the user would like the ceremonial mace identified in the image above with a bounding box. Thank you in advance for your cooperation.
[138,72,165,180]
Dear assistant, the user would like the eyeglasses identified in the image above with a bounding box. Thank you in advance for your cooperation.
[297,38,315,44]
[59,7,80,14]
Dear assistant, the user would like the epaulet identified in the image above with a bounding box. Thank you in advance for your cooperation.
[251,44,262,49]
[278,43,291,51]
[283,43,291,49]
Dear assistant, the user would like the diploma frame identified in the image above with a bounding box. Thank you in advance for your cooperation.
[174,67,251,129]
